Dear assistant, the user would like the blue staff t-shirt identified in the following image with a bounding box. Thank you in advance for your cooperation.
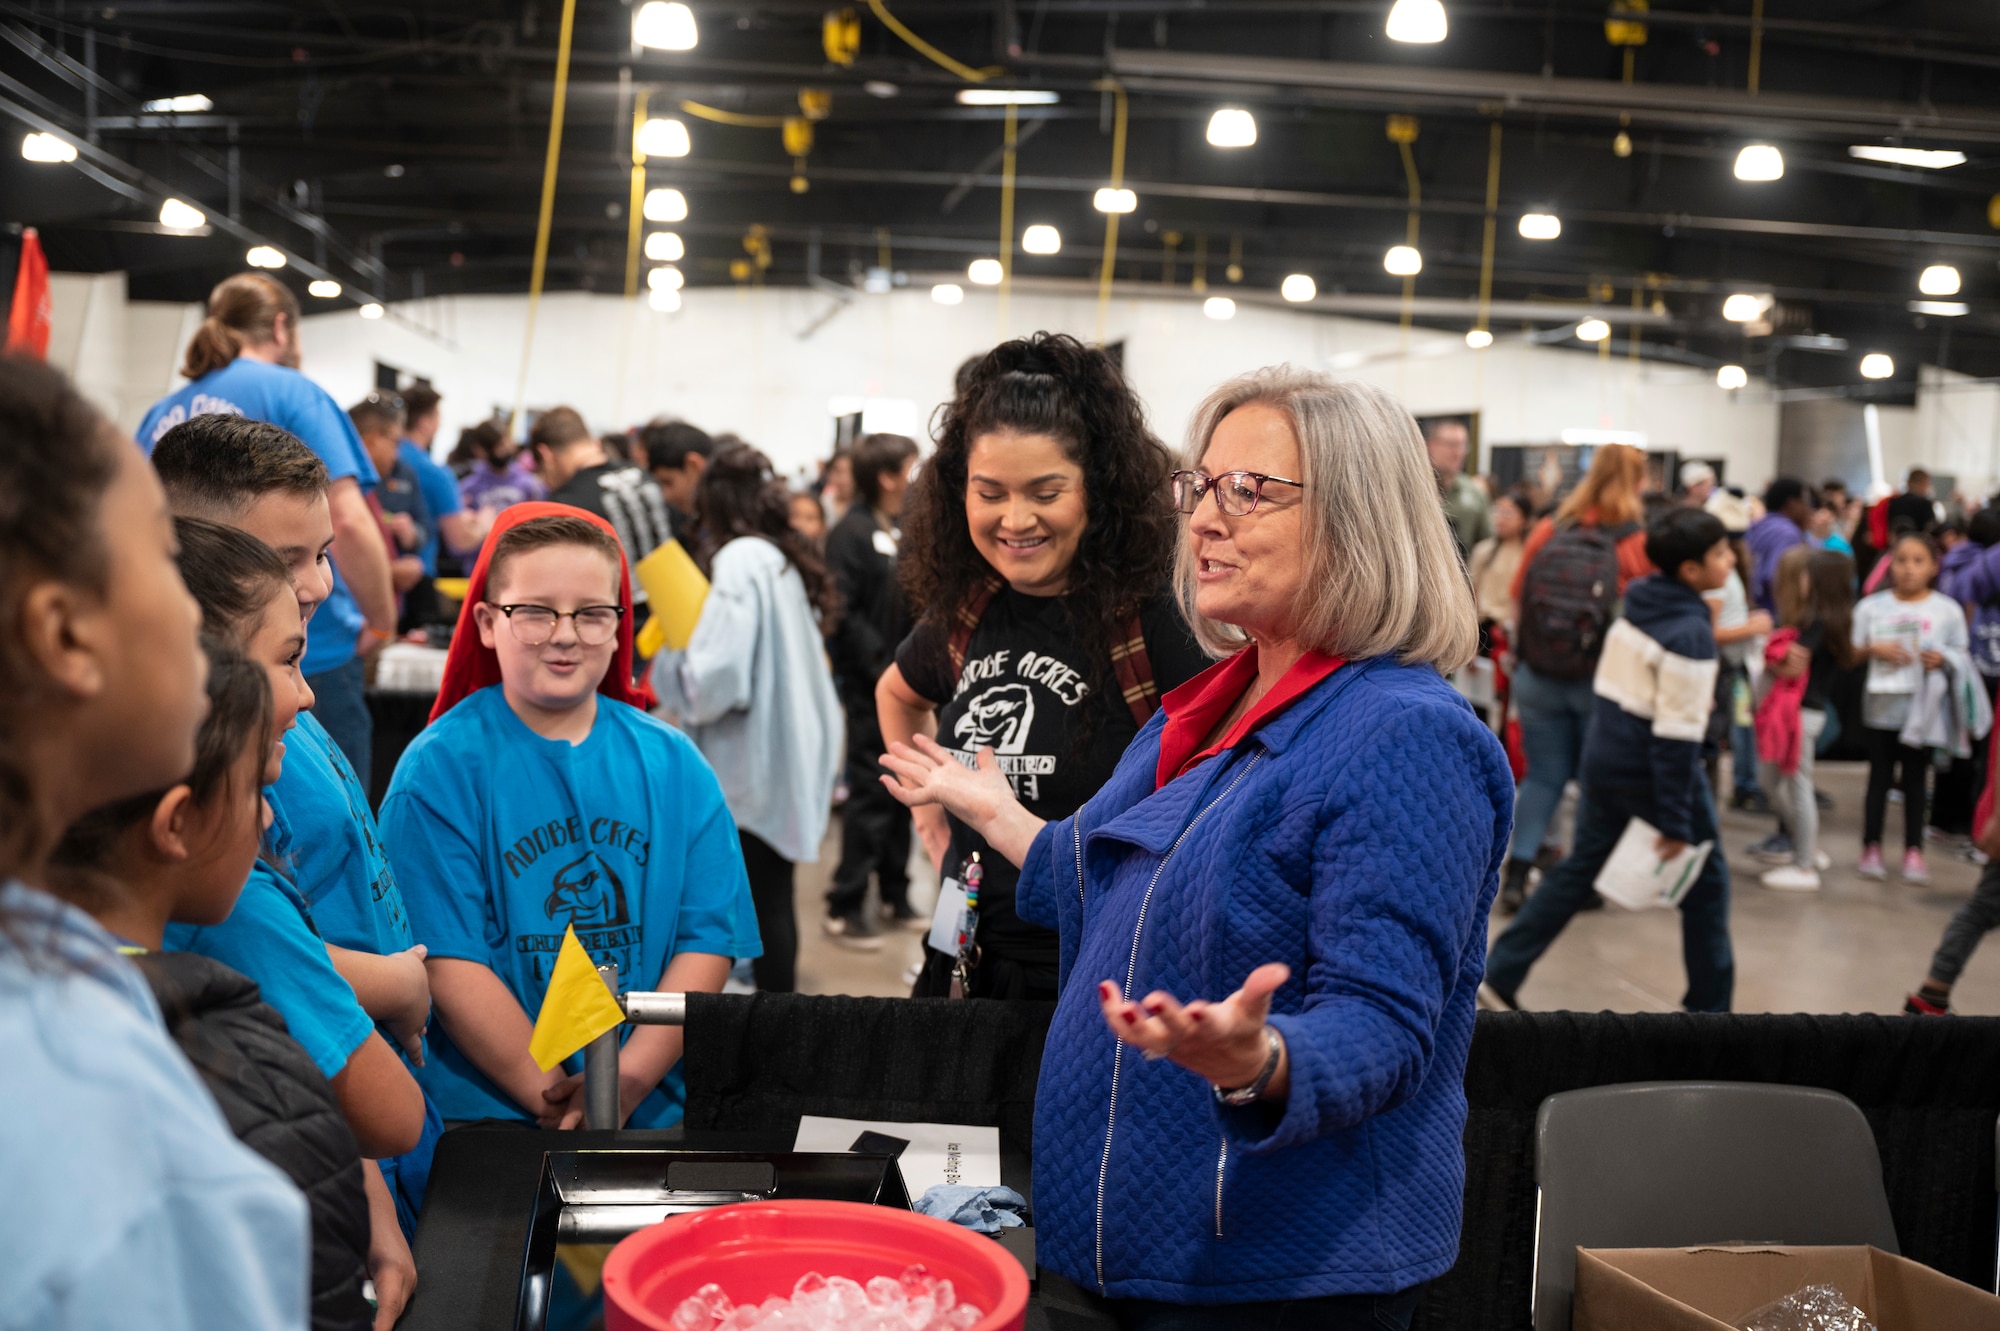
[165,864,376,1081]
[270,711,413,956]
[379,685,760,1127]
[400,439,463,575]
[138,357,378,677]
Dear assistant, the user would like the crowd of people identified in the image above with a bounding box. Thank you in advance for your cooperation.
[9,264,2000,1329]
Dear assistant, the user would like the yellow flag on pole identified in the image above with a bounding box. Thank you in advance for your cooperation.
[528,925,626,1071]
[632,539,710,658]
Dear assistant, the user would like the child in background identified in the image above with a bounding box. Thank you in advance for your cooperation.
[1484,508,1737,1012]
[1753,547,1857,892]
[49,639,375,1331]
[0,355,308,1329]
[1705,533,1775,817]
[381,504,759,1130]
[1853,532,1968,883]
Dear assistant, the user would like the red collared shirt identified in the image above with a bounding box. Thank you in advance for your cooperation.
[1154,646,1347,788]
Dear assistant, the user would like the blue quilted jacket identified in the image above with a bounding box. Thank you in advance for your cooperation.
[1018,656,1514,1304]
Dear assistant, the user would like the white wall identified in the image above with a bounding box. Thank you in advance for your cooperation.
[286,286,1783,483]
[1914,365,2000,499]
[46,273,1785,485]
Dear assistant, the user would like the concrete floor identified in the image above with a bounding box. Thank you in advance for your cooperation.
[785,759,2000,1015]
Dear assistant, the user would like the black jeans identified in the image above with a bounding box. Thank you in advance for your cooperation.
[1110,1285,1423,1331]
[826,732,911,918]
[1486,774,1734,1012]
[739,831,796,993]
[1863,726,1929,849]
[1929,857,2000,985]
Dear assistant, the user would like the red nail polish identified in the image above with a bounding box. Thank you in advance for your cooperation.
[1123,1011,1139,1025]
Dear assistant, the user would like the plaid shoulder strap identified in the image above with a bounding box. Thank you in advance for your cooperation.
[948,576,1159,728]
[945,575,1005,679]
[1109,609,1160,727]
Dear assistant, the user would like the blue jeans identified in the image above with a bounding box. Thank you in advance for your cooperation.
[1486,774,1735,1012]
[1508,665,1597,861]
[305,655,373,799]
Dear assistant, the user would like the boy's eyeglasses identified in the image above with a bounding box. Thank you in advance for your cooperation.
[1170,468,1304,517]
[488,602,625,646]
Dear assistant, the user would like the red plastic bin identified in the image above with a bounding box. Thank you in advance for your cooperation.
[602,1199,1030,1331]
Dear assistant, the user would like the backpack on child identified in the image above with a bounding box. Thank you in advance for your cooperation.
[1515,520,1639,680]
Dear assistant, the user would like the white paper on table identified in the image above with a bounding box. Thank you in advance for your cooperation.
[793,1116,1000,1195]
[1592,817,1713,911]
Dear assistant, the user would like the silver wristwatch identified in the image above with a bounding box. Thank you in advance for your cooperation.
[1213,1026,1283,1107]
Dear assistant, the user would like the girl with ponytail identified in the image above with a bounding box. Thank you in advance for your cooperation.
[137,271,398,790]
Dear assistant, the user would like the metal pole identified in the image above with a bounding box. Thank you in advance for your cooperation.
[584,962,621,1130]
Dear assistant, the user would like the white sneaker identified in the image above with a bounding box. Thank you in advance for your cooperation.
[1813,850,1832,871]
[1761,865,1823,892]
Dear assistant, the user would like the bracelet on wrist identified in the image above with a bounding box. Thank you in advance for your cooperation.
[1213,1026,1283,1108]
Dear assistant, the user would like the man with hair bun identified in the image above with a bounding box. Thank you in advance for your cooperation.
[137,270,396,788]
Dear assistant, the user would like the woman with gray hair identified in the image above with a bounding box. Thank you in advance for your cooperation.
[881,367,1513,1326]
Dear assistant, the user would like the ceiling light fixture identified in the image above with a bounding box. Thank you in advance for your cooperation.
[642,188,688,222]
[1518,212,1561,241]
[140,94,212,113]
[1021,224,1061,255]
[158,197,206,231]
[1717,364,1749,390]
[1849,145,1966,169]
[647,266,685,292]
[1383,245,1422,276]
[633,1,698,50]
[245,246,286,269]
[1576,318,1612,342]
[956,89,1059,106]
[1910,300,1969,317]
[968,259,1004,286]
[1386,0,1448,43]
[1722,292,1774,322]
[1093,187,1137,214]
[1919,264,1961,296]
[20,132,75,163]
[1206,108,1257,148]
[864,81,899,99]
[1734,144,1784,181]
[1281,273,1317,302]
[308,280,342,298]
[358,303,385,320]
[644,232,685,262]
[636,117,691,158]
[1204,296,1237,320]
[648,287,683,312]
[1859,353,1895,380]
[932,283,964,305]
[1465,328,1493,349]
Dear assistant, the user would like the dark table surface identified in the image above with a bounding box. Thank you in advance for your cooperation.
[402,1122,1112,1331]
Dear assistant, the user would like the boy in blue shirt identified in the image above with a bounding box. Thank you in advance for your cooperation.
[1484,507,1737,1013]
[398,384,482,575]
[137,270,397,790]
[379,503,759,1129]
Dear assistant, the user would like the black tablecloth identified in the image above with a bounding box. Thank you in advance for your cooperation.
[403,999,2000,1331]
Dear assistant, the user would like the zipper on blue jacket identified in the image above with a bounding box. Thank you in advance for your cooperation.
[1094,753,1263,1293]
[1214,1134,1227,1238]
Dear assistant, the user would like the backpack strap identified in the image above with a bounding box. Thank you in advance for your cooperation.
[946,575,1005,681]
[1109,610,1161,727]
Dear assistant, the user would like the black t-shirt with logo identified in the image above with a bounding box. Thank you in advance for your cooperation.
[895,587,1210,996]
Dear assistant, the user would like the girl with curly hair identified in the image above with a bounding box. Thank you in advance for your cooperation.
[879,333,1210,1001]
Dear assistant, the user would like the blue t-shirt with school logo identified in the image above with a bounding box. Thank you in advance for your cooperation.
[137,357,378,677]
[378,685,760,1128]
[270,711,412,955]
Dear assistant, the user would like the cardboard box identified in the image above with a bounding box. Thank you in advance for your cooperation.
[1573,1246,2000,1331]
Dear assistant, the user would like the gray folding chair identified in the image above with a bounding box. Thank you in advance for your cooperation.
[1532,1081,1899,1331]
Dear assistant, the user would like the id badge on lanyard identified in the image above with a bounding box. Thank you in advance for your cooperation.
[923,852,983,999]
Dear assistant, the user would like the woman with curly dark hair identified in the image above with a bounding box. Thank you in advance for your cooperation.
[654,443,845,993]
[880,333,1209,1001]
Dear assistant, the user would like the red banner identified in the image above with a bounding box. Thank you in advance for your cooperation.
[5,227,51,359]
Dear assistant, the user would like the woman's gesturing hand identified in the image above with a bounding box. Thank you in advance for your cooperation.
[1098,963,1292,1100]
[878,735,1049,868]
